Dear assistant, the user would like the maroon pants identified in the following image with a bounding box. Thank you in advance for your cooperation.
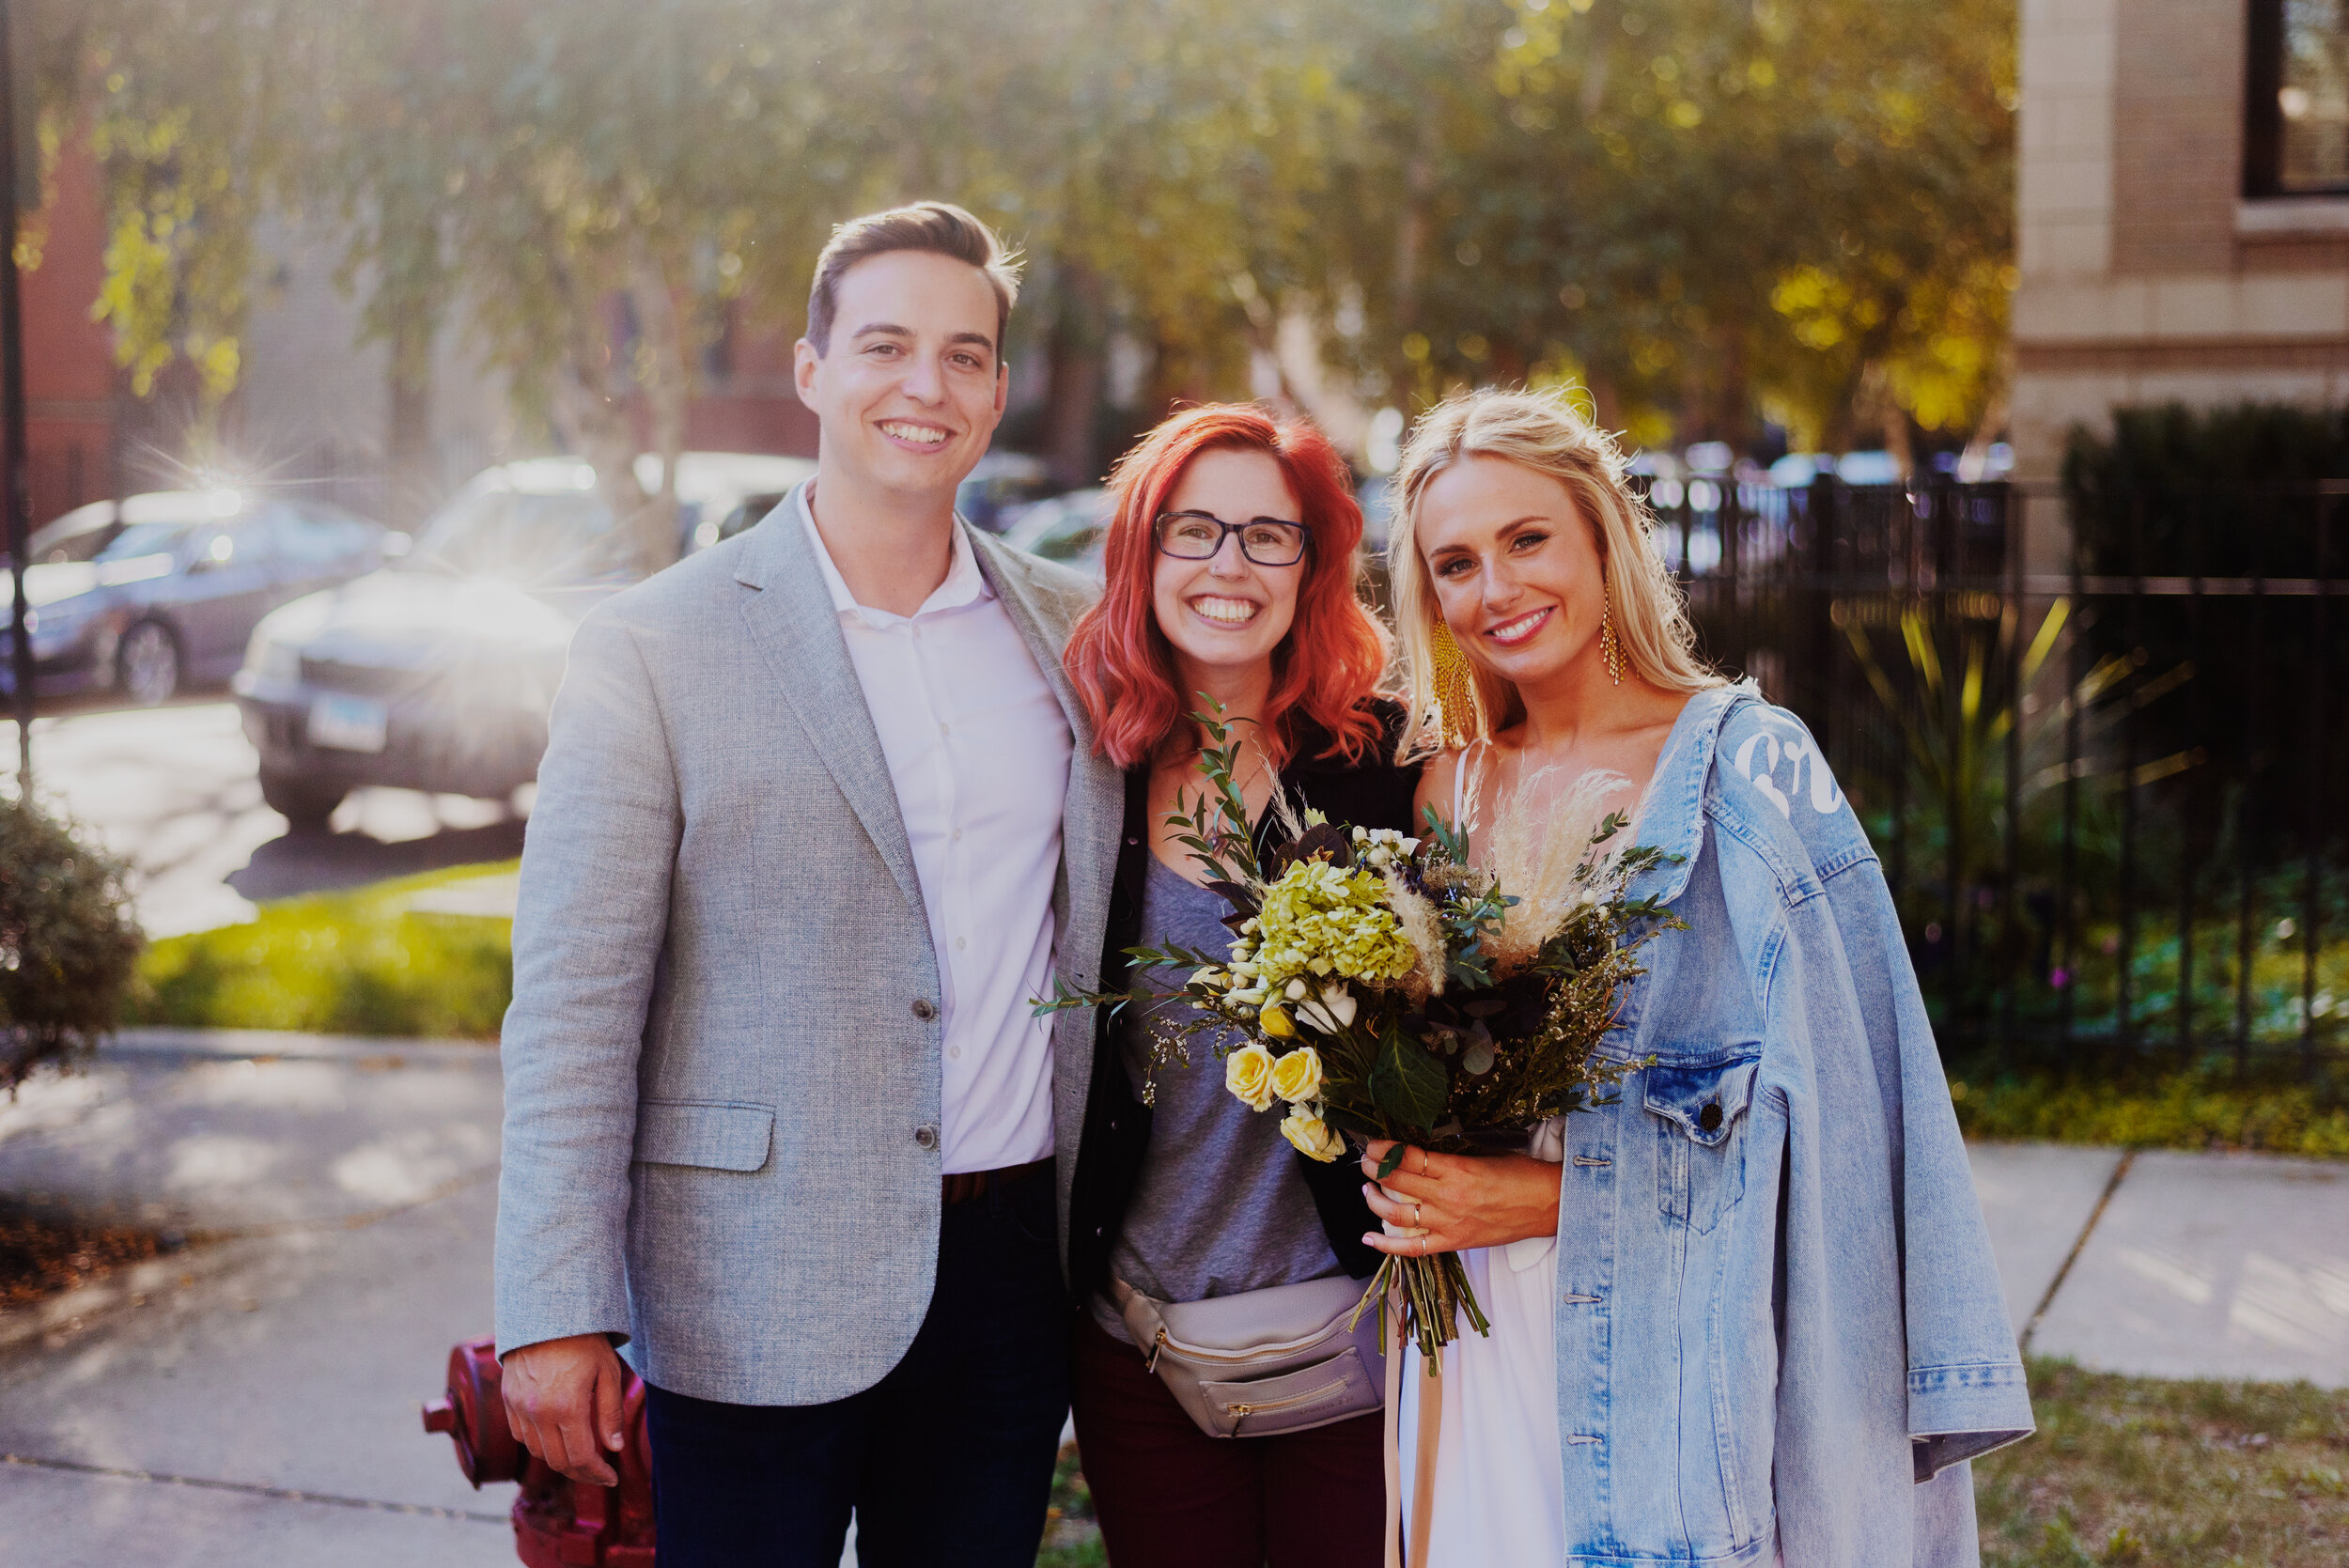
[1070,1313,1387,1568]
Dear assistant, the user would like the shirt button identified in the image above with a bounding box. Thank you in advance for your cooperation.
[939,722,950,737]
[953,829,964,843]
[914,1124,939,1151]
[949,1045,963,1060]
[956,936,968,951]
[910,998,938,1021]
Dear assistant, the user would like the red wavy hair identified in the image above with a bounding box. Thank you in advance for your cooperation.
[1065,404,1391,770]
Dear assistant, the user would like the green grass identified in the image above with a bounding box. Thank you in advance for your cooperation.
[1951,1063,2349,1159]
[1035,1442,1105,1567]
[127,864,515,1039]
[1034,1363,2349,1566]
[1976,1359,2349,1567]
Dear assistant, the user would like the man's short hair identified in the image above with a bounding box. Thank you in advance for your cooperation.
[805,201,1022,359]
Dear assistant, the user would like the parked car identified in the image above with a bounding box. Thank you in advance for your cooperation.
[956,451,1058,533]
[1000,487,1113,577]
[2,489,397,706]
[702,489,792,549]
[231,452,806,828]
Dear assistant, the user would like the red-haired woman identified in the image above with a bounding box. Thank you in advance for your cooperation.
[1062,404,1418,1567]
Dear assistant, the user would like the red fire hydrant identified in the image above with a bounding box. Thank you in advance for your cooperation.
[422,1338,658,1566]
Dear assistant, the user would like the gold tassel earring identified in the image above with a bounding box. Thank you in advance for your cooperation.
[1425,623,1486,750]
[1600,594,1624,687]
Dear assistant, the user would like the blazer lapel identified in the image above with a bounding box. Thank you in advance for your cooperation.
[969,527,1094,745]
[734,487,924,914]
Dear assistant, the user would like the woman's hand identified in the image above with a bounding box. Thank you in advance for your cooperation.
[1358,1140,1562,1257]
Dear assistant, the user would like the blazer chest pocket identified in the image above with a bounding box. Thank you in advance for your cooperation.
[1644,1055,1759,1234]
[633,1099,775,1172]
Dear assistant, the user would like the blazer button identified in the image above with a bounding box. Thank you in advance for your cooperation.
[910,998,938,1021]
[914,1124,940,1150]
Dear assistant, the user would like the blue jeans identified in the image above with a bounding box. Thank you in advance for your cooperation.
[644,1170,1067,1567]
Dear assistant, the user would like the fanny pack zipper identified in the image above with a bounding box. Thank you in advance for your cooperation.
[1225,1377,1347,1427]
[1152,1323,1340,1368]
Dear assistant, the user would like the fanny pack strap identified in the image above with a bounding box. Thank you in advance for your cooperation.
[1108,1278,1165,1370]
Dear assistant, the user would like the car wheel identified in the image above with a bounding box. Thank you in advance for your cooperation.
[117,620,181,706]
[260,769,347,831]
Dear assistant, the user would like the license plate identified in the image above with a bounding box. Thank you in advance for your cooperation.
[308,691,388,753]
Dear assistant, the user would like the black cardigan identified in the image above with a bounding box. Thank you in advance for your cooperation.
[1066,699,1425,1306]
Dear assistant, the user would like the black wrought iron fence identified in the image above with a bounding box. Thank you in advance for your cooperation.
[1639,474,2347,1078]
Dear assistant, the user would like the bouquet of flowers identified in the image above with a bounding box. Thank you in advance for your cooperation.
[1043,708,1678,1363]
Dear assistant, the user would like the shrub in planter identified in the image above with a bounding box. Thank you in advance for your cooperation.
[0,799,142,1090]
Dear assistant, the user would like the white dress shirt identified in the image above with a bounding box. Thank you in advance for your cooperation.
[800,492,1075,1173]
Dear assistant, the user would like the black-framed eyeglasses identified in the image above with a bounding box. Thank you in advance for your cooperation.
[1152,510,1309,567]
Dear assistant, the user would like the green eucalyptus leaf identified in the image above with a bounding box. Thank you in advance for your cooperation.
[1370,1026,1449,1130]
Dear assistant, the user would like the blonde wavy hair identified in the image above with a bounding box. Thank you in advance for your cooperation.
[1386,387,1722,759]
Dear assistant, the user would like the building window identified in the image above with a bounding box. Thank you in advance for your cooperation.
[2248,0,2349,195]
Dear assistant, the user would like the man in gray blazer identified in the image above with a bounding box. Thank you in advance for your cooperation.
[493,203,1120,1566]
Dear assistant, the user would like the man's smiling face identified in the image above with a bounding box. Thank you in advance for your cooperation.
[795,248,1008,506]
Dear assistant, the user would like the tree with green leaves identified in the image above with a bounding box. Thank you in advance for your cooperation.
[39,0,2018,504]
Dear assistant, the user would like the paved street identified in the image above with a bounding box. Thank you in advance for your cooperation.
[0,1028,2342,1566]
[2,700,525,939]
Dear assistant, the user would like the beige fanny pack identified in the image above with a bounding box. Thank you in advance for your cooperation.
[1112,1274,1387,1439]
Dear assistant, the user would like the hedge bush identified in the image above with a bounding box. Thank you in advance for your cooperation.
[0,798,143,1089]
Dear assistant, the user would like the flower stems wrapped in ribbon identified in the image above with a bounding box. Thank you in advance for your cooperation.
[1037,705,1678,1365]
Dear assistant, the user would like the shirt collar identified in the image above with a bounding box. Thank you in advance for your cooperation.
[797,482,990,628]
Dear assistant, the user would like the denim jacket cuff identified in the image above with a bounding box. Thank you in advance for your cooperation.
[1906,1358,2035,1478]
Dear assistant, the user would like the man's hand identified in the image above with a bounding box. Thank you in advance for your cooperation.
[501,1333,629,1487]
[1357,1140,1562,1257]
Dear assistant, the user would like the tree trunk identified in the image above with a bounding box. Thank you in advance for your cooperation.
[1955,346,2013,481]
[626,233,688,573]
[1585,375,1624,436]
[387,308,432,529]
[1043,261,1105,489]
[545,257,656,576]
[1388,127,1437,411]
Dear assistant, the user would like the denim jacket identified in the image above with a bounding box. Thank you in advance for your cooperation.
[1550,682,2031,1567]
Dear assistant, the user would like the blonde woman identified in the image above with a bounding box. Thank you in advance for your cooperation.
[1360,389,2029,1567]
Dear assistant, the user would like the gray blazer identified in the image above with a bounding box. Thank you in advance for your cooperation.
[493,492,1120,1405]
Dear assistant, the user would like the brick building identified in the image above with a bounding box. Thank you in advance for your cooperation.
[2012,0,2349,483]
[16,138,818,538]
[19,139,120,530]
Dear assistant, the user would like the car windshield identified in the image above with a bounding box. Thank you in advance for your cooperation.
[26,504,117,564]
[407,487,622,583]
[97,522,198,563]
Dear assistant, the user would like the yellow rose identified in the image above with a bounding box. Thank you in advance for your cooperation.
[1224,1044,1278,1110]
[1270,1046,1324,1104]
[1279,1110,1346,1163]
[1258,1003,1298,1040]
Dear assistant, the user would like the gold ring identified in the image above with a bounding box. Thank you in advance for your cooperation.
[1409,1202,1423,1227]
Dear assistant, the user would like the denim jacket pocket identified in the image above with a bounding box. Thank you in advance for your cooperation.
[1644,1054,1760,1234]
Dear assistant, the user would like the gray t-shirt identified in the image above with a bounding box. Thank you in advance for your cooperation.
[1091,854,1344,1344]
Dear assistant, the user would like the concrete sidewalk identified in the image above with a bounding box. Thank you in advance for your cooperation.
[2,1031,2343,1568]
[0,1030,511,1567]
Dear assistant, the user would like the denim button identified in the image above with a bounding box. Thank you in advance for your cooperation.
[1699,1101,1723,1132]
[910,998,937,1021]
[914,1124,940,1151]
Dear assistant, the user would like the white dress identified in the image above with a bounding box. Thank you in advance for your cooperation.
[1397,751,1783,1567]
[1395,1117,1567,1566]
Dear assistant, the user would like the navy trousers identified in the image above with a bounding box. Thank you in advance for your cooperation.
[644,1171,1068,1567]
